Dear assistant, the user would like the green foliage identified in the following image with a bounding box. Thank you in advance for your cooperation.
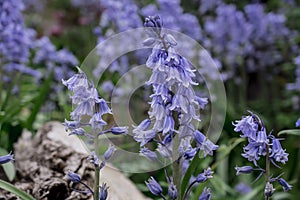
[0,179,35,200]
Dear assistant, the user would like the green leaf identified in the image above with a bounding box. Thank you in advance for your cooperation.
[211,137,245,170]
[26,71,53,130]
[180,151,201,199]
[209,175,235,196]
[0,147,16,181]
[277,129,300,136]
[0,179,35,200]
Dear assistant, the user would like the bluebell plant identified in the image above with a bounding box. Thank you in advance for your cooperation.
[62,67,128,199]
[132,15,218,200]
[233,112,292,199]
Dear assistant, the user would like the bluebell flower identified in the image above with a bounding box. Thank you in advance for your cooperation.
[270,138,289,164]
[99,183,109,200]
[194,130,218,157]
[162,114,175,134]
[195,167,213,183]
[103,144,116,161]
[157,143,172,158]
[146,177,163,196]
[88,152,99,167]
[133,119,151,132]
[168,179,178,200]
[62,69,89,91]
[133,129,156,146]
[198,187,211,200]
[233,115,258,139]
[278,178,292,192]
[96,98,112,115]
[109,126,128,135]
[90,113,107,130]
[179,138,197,160]
[194,130,206,145]
[63,119,81,131]
[264,182,275,198]
[235,166,253,175]
[65,170,81,183]
[68,128,86,136]
[0,152,14,165]
[140,147,158,161]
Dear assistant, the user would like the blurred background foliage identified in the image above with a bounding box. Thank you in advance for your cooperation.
[1,0,300,199]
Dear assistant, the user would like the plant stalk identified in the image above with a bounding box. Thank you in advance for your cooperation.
[265,144,270,200]
[93,132,100,200]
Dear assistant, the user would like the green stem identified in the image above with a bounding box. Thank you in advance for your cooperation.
[172,135,181,199]
[93,132,100,200]
[265,144,270,200]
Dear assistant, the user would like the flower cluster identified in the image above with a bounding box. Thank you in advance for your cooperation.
[233,112,292,198]
[202,2,298,76]
[62,67,128,199]
[0,0,40,79]
[133,15,217,199]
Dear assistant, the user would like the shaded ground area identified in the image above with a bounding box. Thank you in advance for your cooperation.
[0,122,149,200]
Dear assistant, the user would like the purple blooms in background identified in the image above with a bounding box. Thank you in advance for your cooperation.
[0,0,40,78]
[198,187,211,200]
[233,112,292,198]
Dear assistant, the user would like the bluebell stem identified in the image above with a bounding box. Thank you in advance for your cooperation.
[198,187,211,200]
[133,15,218,199]
[0,152,14,165]
[233,112,292,199]
[63,67,127,200]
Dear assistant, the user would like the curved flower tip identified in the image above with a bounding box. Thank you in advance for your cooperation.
[64,170,81,183]
[146,176,163,196]
[0,152,14,165]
